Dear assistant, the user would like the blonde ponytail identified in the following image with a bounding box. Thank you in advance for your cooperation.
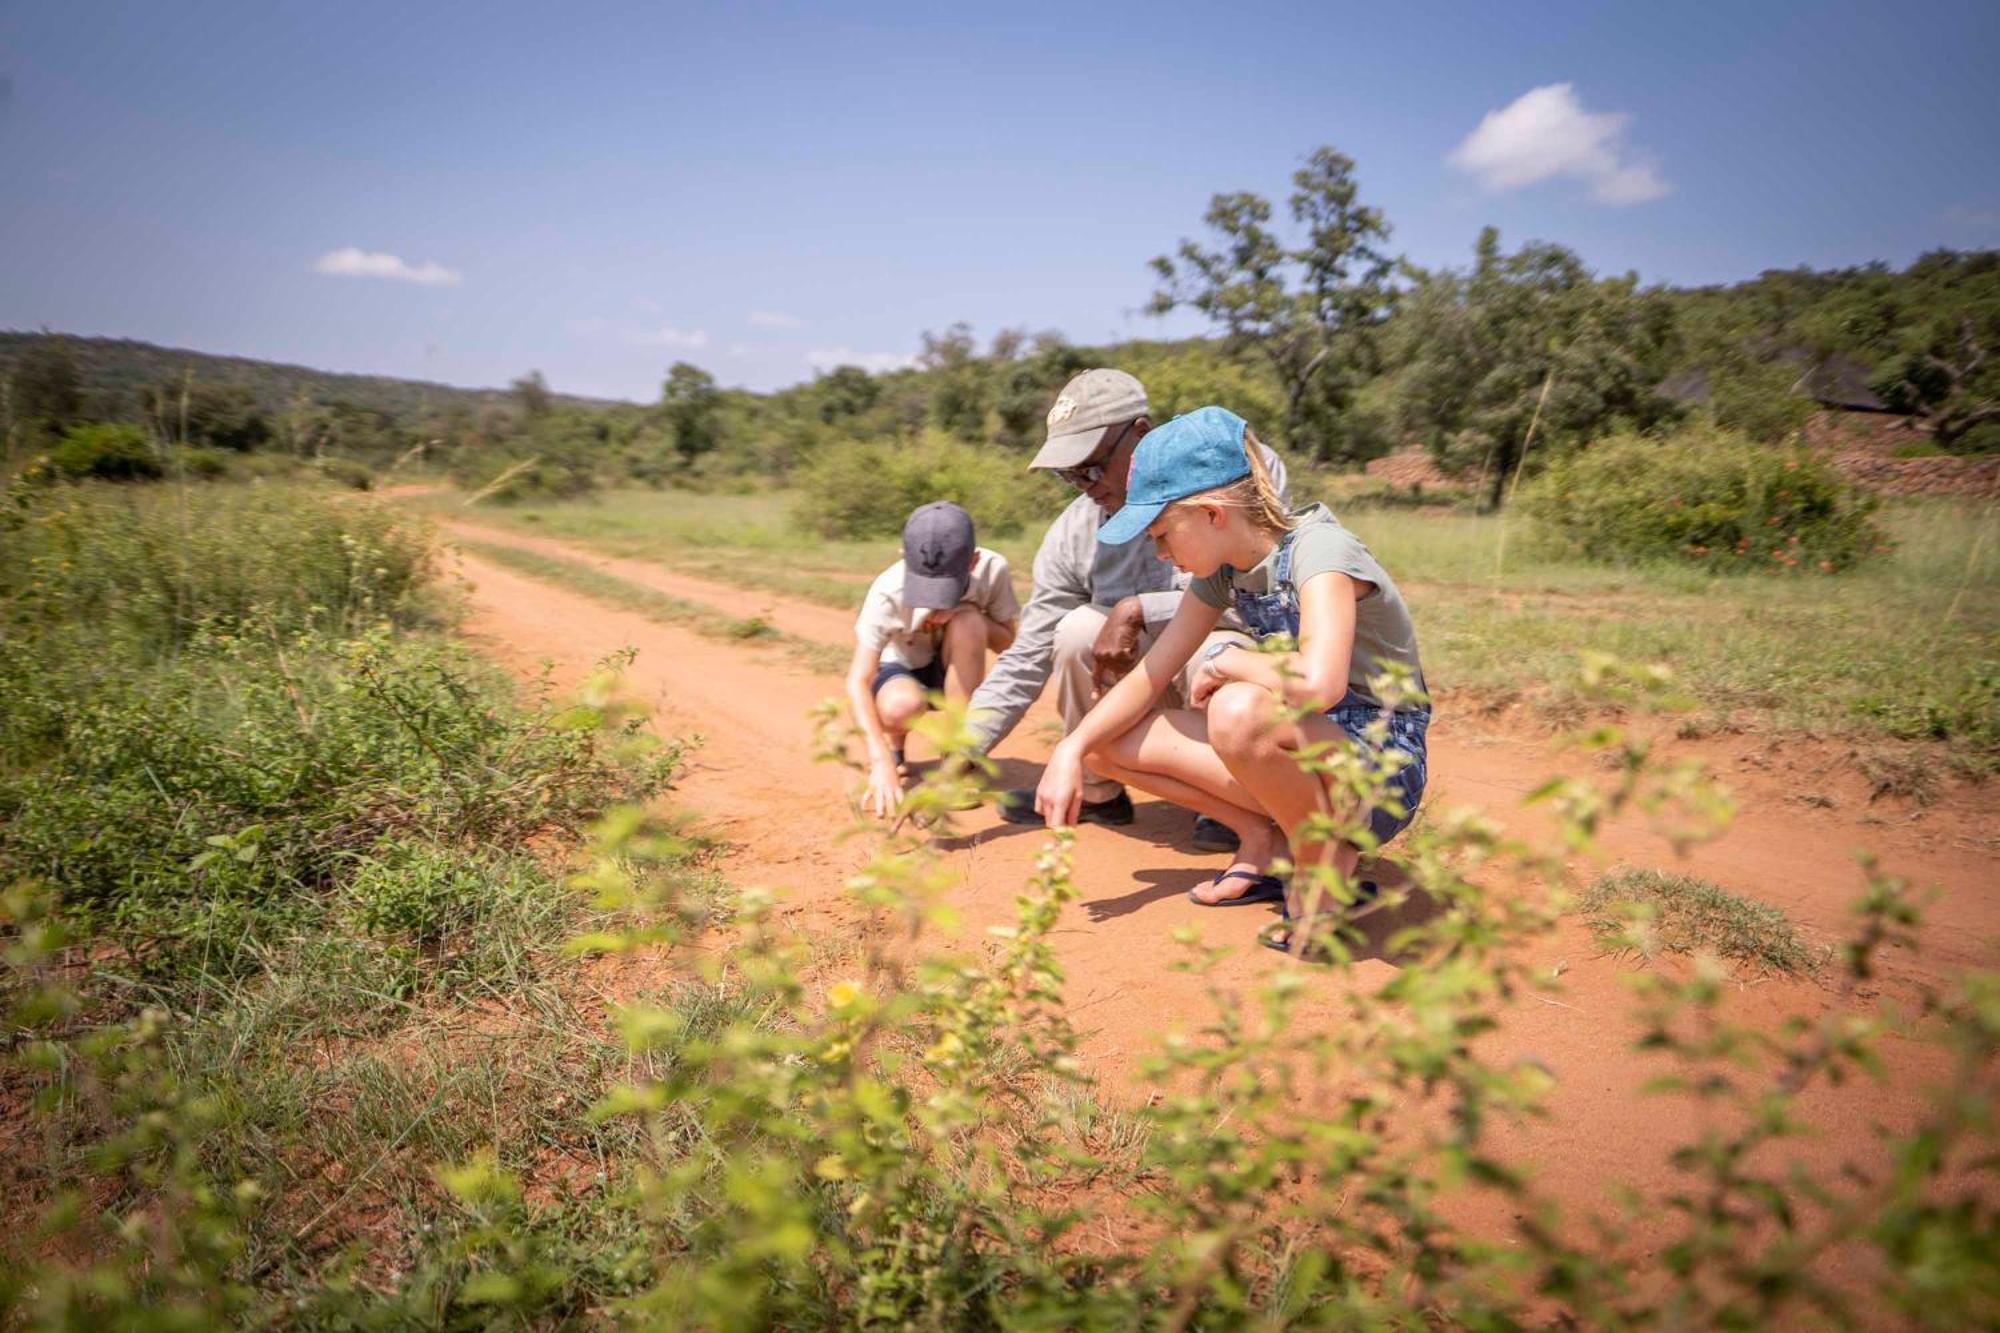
[1166,427,1293,535]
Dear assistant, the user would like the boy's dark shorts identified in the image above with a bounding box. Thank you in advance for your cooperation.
[871,657,947,698]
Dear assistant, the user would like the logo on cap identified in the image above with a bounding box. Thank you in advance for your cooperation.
[916,540,948,574]
[1047,394,1078,425]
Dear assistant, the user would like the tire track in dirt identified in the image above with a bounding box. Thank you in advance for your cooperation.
[440,527,1997,1234]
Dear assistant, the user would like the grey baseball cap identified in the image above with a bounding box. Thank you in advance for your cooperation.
[901,500,976,610]
[1029,368,1149,471]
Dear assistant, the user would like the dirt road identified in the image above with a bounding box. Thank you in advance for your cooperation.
[437,515,1997,1232]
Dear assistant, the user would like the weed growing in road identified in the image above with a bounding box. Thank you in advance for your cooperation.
[1579,867,1826,977]
[461,538,848,672]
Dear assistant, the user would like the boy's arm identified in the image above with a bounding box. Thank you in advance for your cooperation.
[844,641,896,767]
[845,640,908,818]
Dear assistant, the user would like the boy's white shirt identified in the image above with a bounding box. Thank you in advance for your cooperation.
[855,547,1020,669]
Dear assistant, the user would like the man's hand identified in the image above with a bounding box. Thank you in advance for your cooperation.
[1090,596,1147,692]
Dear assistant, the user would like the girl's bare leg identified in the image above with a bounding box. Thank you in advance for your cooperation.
[1203,682,1364,917]
[1085,708,1287,903]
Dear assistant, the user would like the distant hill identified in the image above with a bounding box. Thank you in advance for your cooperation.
[0,331,626,421]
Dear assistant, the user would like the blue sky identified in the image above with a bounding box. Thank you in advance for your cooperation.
[2,0,1996,400]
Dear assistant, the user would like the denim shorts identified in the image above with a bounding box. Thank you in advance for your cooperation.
[1325,695,1430,846]
[871,656,946,697]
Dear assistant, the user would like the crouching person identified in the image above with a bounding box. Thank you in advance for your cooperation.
[848,501,1021,817]
[1035,407,1430,950]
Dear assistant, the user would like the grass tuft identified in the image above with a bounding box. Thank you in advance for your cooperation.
[1577,868,1825,977]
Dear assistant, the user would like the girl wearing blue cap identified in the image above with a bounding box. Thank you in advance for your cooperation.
[1033,406,1429,947]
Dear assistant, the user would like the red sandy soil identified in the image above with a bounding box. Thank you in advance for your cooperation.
[436,514,1998,1251]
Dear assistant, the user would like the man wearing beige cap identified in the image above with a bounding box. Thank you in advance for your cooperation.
[968,369,1288,847]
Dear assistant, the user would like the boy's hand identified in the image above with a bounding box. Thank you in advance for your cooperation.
[1090,597,1146,691]
[862,757,904,819]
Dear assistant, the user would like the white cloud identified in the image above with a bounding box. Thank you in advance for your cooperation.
[1448,83,1668,206]
[629,325,710,350]
[747,309,804,330]
[313,246,462,286]
[805,346,916,374]
[726,342,753,357]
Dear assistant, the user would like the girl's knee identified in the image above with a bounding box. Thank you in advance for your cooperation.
[1207,681,1278,756]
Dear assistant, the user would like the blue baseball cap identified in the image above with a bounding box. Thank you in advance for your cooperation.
[1097,405,1251,546]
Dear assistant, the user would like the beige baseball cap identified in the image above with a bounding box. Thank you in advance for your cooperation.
[1029,368,1149,471]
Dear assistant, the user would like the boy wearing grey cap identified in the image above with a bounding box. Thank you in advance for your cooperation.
[847,501,1021,818]
[966,370,1287,845]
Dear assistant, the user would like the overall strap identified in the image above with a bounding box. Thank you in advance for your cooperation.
[1272,525,1299,592]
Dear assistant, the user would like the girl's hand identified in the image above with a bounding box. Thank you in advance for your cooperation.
[862,757,904,819]
[1188,647,1234,709]
[1034,744,1086,829]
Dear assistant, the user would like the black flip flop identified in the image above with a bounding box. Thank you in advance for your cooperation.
[1260,881,1382,955]
[1188,869,1287,907]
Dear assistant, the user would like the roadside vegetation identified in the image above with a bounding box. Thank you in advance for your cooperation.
[1,477,687,1322]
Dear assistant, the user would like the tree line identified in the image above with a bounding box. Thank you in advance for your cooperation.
[5,143,1993,503]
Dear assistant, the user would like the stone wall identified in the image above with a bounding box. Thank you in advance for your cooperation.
[1805,411,1999,500]
[1355,418,1998,500]
[1363,445,1455,489]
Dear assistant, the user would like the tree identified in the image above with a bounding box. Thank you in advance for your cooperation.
[814,365,881,424]
[511,371,552,419]
[1149,147,1396,462]
[1869,251,2000,452]
[1394,227,1675,509]
[919,323,986,440]
[993,332,1086,449]
[11,332,84,431]
[660,362,722,465]
[142,379,271,451]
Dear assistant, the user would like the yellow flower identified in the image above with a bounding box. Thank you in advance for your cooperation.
[826,979,864,1010]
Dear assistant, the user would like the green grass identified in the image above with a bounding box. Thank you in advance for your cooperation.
[422,486,2000,757]
[459,538,852,673]
[1576,868,1825,976]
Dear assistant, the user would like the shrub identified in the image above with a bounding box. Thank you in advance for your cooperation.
[792,430,1062,539]
[460,453,595,503]
[0,627,674,984]
[45,422,163,481]
[1521,423,1886,571]
[316,456,374,490]
[0,481,435,654]
[174,445,234,479]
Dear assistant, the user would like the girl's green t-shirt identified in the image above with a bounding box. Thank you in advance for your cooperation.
[1189,504,1426,707]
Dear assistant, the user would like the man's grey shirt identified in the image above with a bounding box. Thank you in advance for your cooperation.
[966,445,1289,753]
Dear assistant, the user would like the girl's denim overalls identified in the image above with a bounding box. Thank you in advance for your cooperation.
[1230,529,1431,846]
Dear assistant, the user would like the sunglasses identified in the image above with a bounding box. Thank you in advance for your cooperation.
[1055,420,1137,490]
